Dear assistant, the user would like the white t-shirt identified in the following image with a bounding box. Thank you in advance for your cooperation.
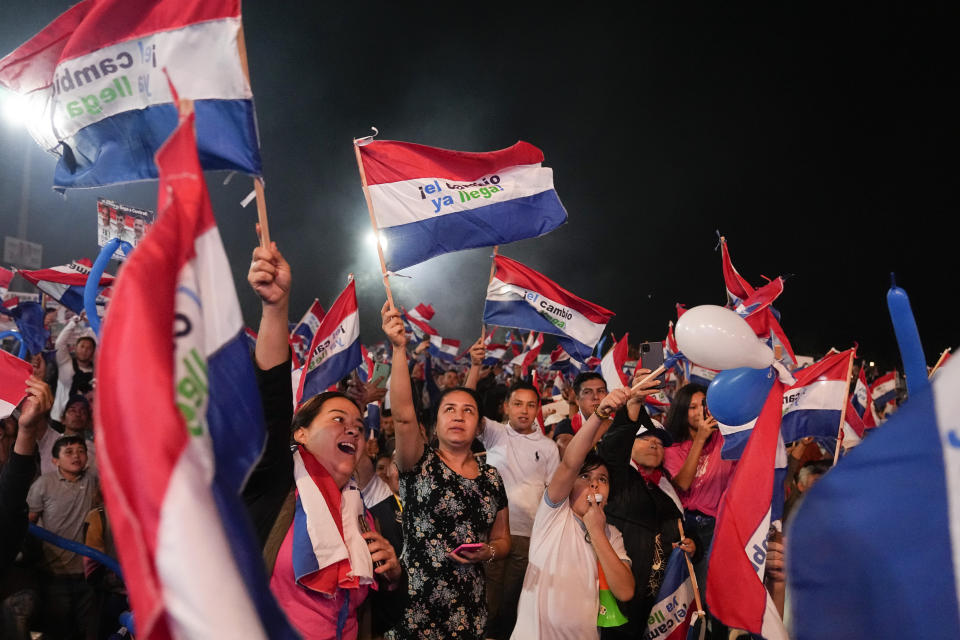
[511,492,631,640]
[480,417,560,537]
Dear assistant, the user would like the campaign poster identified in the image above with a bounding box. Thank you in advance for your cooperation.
[97,198,156,259]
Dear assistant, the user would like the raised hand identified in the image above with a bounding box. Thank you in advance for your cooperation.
[381,301,407,349]
[247,230,291,307]
[469,338,485,367]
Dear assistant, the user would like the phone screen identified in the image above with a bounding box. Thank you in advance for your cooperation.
[372,362,390,388]
[452,543,485,555]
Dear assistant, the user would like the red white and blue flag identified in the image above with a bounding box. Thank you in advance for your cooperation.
[549,344,582,375]
[428,335,461,363]
[404,303,438,338]
[788,357,960,638]
[644,547,700,640]
[0,349,32,414]
[720,349,854,460]
[0,0,260,190]
[296,281,362,405]
[851,367,878,428]
[94,102,294,639]
[16,258,113,315]
[483,343,508,366]
[600,333,630,391]
[707,380,788,639]
[508,331,544,376]
[869,371,898,409]
[289,299,326,369]
[483,255,613,362]
[356,139,567,271]
[840,395,867,450]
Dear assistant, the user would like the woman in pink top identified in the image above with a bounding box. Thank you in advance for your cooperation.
[661,384,735,596]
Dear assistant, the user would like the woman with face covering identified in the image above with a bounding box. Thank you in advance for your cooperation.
[380,303,510,640]
[243,239,401,640]
[511,386,637,640]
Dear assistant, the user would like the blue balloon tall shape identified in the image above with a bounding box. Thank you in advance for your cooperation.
[0,330,27,359]
[886,273,930,398]
[84,238,132,336]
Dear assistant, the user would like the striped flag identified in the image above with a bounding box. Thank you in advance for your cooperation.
[289,299,325,369]
[296,281,362,405]
[599,333,629,391]
[483,255,613,362]
[0,0,260,190]
[16,259,114,315]
[0,349,32,414]
[404,303,438,338]
[644,548,699,640]
[428,335,461,363]
[869,371,898,409]
[94,100,294,639]
[356,139,567,271]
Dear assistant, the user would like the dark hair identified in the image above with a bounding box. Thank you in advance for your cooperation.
[663,383,708,443]
[64,395,90,412]
[573,372,605,395]
[381,408,392,418]
[75,336,96,349]
[507,381,539,404]
[52,435,87,459]
[579,451,612,493]
[434,386,480,416]
[292,391,362,434]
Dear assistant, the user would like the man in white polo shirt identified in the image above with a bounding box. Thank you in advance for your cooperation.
[467,342,560,639]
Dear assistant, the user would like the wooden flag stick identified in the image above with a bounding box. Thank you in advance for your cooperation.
[481,246,499,340]
[353,140,395,309]
[235,24,270,248]
[832,350,856,465]
[631,365,665,392]
[929,348,952,379]
[677,518,705,616]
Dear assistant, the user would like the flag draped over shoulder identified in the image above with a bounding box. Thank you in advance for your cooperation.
[483,255,613,362]
[94,104,294,639]
[706,379,788,639]
[0,0,260,190]
[788,357,960,639]
[16,259,113,315]
[356,139,567,271]
[296,280,361,405]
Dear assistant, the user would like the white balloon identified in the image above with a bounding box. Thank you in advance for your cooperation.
[675,305,775,370]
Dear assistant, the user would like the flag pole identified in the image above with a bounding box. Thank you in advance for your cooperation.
[677,518,705,617]
[929,348,951,379]
[481,246,499,340]
[353,139,396,310]
[235,24,270,248]
[832,349,856,465]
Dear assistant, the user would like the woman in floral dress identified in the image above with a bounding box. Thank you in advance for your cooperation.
[381,302,510,639]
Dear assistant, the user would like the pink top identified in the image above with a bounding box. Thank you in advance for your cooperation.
[269,522,370,640]
[663,433,736,517]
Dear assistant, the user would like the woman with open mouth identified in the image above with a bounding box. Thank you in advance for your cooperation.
[242,236,402,640]
[380,301,510,640]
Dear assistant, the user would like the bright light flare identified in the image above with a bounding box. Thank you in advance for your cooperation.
[0,90,29,127]
[365,231,388,252]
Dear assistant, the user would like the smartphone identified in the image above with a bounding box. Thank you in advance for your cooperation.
[452,543,485,556]
[357,515,385,568]
[639,342,666,386]
[372,362,390,388]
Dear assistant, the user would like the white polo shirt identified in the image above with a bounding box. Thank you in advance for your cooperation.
[480,417,560,537]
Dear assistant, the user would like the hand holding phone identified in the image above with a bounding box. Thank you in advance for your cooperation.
[357,515,385,569]
[451,542,485,556]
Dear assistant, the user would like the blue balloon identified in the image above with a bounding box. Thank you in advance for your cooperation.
[84,238,132,336]
[887,277,930,399]
[0,330,27,359]
[707,366,776,426]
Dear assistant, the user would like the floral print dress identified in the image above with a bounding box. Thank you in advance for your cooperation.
[386,447,507,640]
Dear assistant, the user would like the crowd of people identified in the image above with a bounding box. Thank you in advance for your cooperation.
[0,235,893,639]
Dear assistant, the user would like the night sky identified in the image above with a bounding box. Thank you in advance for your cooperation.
[1,3,954,372]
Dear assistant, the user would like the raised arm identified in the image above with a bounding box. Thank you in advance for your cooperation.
[54,314,82,368]
[247,231,291,370]
[464,338,485,390]
[546,388,631,505]
[381,302,424,471]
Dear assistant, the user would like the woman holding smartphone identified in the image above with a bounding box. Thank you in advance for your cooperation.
[662,384,736,594]
[381,302,510,640]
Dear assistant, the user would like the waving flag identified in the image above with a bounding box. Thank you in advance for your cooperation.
[644,548,698,640]
[16,259,114,315]
[404,303,438,338]
[720,349,854,460]
[0,300,48,356]
[549,345,582,375]
[869,371,898,409]
[719,237,796,368]
[483,343,508,366]
[296,281,362,405]
[356,139,567,270]
[94,101,294,639]
[600,333,629,391]
[289,299,326,368]
[508,332,544,376]
[483,255,613,361]
[788,357,960,639]
[706,380,788,639]
[840,395,867,451]
[0,0,260,190]
[428,335,461,363]
[0,267,13,296]
[851,367,878,428]
[1,349,33,414]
